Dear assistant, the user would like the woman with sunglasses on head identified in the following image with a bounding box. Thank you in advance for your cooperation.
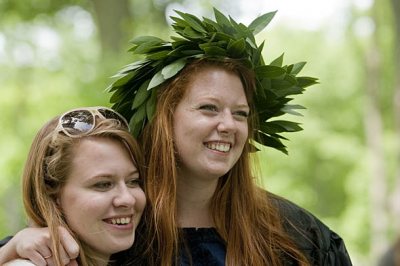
[0,9,352,266]
[0,107,146,266]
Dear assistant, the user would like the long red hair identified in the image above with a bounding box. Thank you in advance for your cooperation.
[139,58,309,266]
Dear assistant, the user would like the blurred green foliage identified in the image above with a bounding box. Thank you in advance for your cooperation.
[255,26,370,261]
[0,0,398,265]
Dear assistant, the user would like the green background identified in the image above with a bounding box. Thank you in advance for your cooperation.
[0,0,399,265]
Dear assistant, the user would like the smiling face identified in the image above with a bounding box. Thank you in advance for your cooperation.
[173,66,249,183]
[59,137,146,261]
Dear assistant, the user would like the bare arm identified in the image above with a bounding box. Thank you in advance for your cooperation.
[0,227,79,266]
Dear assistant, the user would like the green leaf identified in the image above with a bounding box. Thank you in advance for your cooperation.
[183,27,205,39]
[203,17,222,32]
[161,59,187,79]
[261,120,303,134]
[297,76,319,87]
[272,86,304,98]
[146,89,157,121]
[171,16,187,28]
[109,87,128,103]
[146,50,170,60]
[213,8,231,27]
[281,104,305,116]
[201,46,227,56]
[131,80,150,109]
[134,42,166,54]
[130,36,164,45]
[252,41,264,66]
[254,131,288,154]
[270,53,284,67]
[113,60,150,76]
[132,105,146,122]
[107,72,136,91]
[290,62,306,75]
[227,38,246,57]
[245,37,257,49]
[248,11,277,35]
[228,15,241,33]
[284,74,298,85]
[129,104,146,137]
[175,10,207,33]
[255,65,286,78]
[147,70,165,90]
[170,36,187,44]
[214,32,233,42]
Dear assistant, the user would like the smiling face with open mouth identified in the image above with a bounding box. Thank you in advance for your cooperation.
[59,137,146,262]
[173,66,249,183]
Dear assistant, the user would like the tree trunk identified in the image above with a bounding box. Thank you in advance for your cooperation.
[364,40,388,261]
[390,0,400,234]
[363,1,390,261]
[90,0,132,58]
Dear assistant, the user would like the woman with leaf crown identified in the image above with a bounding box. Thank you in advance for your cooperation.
[0,8,352,266]
[108,8,352,265]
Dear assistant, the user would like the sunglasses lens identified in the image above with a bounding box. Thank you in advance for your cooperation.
[98,108,129,128]
[60,110,94,135]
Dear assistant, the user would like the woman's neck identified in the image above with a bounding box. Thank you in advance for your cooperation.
[176,174,219,228]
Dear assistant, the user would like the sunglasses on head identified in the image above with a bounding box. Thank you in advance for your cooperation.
[55,107,129,137]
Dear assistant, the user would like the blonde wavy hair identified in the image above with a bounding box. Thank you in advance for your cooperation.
[22,111,143,266]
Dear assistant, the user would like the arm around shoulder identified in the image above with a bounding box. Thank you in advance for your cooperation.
[0,236,19,264]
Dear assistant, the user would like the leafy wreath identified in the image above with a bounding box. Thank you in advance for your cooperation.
[107,8,318,153]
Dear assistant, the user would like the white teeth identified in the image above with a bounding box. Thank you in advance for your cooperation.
[206,142,230,152]
[109,217,131,225]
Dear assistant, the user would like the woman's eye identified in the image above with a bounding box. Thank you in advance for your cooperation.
[199,104,218,112]
[233,111,249,120]
[127,178,141,188]
[236,111,249,117]
[93,181,113,190]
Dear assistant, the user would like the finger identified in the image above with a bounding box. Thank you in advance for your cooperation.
[12,228,53,266]
[15,228,51,256]
[45,256,55,266]
[45,253,72,266]
[24,251,47,266]
[31,245,52,265]
[66,259,79,266]
[37,246,52,260]
[58,244,72,265]
[58,227,79,260]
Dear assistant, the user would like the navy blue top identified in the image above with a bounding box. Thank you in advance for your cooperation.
[179,228,225,266]
[174,195,353,266]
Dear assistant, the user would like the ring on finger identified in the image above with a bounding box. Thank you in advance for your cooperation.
[43,254,52,259]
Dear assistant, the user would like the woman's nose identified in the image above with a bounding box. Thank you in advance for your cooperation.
[113,185,136,208]
[217,110,236,134]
